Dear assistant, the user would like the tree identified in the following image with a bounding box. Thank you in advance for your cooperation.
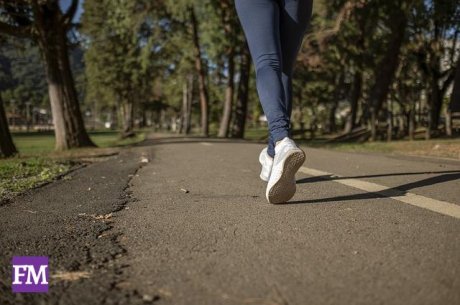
[0,94,17,157]
[231,42,251,138]
[189,6,210,136]
[179,74,193,134]
[446,63,460,136]
[450,64,460,113]
[0,0,95,150]
[368,2,408,141]
[414,0,460,138]
[217,0,238,138]
[82,0,166,137]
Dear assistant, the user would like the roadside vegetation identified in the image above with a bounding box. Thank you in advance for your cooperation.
[0,130,145,203]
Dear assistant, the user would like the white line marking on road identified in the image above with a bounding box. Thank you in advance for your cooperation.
[299,167,460,219]
[200,142,213,146]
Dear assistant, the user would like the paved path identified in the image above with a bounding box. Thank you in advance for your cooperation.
[119,136,460,305]
[1,135,460,305]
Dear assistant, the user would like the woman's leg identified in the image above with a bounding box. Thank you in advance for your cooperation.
[279,0,313,118]
[235,0,289,158]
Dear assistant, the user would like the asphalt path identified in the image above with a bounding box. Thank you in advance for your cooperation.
[1,135,460,305]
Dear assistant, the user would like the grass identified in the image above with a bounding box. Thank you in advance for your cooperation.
[0,158,74,201]
[298,137,460,160]
[241,127,460,160]
[0,130,147,203]
[12,130,147,155]
[244,128,269,141]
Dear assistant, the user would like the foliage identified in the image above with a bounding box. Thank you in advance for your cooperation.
[1,0,459,143]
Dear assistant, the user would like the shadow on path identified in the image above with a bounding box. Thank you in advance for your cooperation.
[288,172,460,205]
[296,170,460,184]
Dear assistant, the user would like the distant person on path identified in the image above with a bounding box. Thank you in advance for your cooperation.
[235,0,313,203]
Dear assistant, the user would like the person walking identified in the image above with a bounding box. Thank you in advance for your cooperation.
[234,0,313,204]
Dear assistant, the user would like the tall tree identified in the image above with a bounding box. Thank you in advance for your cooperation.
[368,3,408,141]
[231,42,251,138]
[217,0,237,138]
[83,0,137,137]
[450,64,460,113]
[82,0,164,137]
[0,0,95,150]
[0,94,16,157]
[179,74,193,134]
[414,0,460,137]
[189,6,209,136]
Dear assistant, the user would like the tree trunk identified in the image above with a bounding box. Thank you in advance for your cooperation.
[387,111,393,142]
[446,108,452,137]
[328,103,338,133]
[0,95,17,158]
[409,108,415,141]
[232,43,251,138]
[189,6,209,137]
[368,13,407,141]
[180,75,193,135]
[428,77,443,136]
[344,72,361,133]
[218,48,235,138]
[120,102,134,138]
[450,63,460,112]
[186,74,193,134]
[34,1,95,150]
[447,64,460,137]
[179,81,187,134]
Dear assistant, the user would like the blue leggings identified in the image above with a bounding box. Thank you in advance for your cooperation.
[235,0,313,157]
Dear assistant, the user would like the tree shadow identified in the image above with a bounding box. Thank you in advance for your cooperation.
[287,172,460,205]
[296,170,460,184]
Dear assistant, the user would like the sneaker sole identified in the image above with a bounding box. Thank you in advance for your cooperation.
[267,149,305,204]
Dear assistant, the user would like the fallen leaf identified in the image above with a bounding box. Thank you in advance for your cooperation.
[94,213,113,220]
[158,289,172,297]
[143,294,155,302]
[98,232,110,238]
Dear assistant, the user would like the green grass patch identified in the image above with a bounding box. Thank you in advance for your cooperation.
[0,158,76,201]
[299,138,460,159]
[244,128,269,141]
[1,130,147,202]
[302,141,395,153]
[11,130,147,155]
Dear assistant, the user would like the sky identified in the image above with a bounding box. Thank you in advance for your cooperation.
[59,0,85,22]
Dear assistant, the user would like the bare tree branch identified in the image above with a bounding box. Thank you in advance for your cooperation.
[62,0,79,28]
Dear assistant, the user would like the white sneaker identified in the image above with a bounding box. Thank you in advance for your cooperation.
[259,148,273,181]
[266,138,305,204]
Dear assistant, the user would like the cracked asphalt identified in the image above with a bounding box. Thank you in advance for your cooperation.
[0,149,147,305]
[1,134,460,305]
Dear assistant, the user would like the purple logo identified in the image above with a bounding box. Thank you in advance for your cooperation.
[12,257,49,293]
